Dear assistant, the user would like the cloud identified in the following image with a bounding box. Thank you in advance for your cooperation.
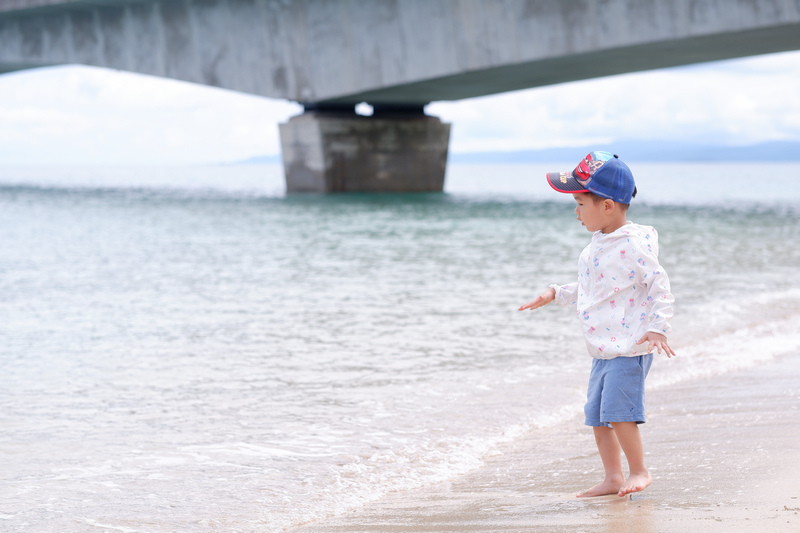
[0,65,302,165]
[428,50,800,153]
[1,50,800,165]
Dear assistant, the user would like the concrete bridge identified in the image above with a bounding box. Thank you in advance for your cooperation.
[2,0,800,192]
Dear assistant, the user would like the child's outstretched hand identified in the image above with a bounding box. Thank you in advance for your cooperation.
[636,332,676,357]
[519,287,556,311]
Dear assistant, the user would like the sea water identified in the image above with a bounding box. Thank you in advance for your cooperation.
[1,163,799,532]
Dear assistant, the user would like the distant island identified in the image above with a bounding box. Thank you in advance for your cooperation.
[447,140,800,164]
[231,140,800,165]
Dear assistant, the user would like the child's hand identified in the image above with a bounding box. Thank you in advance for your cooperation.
[518,287,556,311]
[636,332,676,357]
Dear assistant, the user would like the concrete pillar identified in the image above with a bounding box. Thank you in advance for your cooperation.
[279,105,450,193]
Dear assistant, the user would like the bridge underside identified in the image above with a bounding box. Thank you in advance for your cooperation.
[316,24,800,106]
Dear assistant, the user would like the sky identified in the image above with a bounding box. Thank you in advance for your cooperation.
[1,49,800,166]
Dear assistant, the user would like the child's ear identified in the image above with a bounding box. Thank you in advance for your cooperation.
[604,199,616,213]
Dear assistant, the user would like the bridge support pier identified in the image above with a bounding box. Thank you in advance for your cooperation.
[279,105,450,193]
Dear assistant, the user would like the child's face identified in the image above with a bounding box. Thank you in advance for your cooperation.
[573,194,606,232]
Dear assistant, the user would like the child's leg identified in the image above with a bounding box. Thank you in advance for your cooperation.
[610,421,652,497]
[577,425,626,497]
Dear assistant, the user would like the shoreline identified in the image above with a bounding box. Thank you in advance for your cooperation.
[289,352,800,532]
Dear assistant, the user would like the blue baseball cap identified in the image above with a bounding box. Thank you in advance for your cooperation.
[546,151,636,204]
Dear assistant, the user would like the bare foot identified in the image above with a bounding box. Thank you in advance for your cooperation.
[617,472,652,497]
[577,476,624,498]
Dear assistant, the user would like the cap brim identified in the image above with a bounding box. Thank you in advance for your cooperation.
[546,171,589,194]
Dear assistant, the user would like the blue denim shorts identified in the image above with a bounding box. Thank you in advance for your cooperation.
[584,354,653,428]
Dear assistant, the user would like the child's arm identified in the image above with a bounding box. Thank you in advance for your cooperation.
[518,287,555,311]
[519,282,578,311]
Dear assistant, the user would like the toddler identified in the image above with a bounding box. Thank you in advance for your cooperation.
[519,151,675,498]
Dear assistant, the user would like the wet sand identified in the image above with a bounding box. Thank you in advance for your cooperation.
[290,352,800,532]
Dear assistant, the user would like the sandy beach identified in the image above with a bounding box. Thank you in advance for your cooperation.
[290,352,800,533]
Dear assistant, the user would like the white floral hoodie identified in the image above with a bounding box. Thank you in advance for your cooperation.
[551,222,674,359]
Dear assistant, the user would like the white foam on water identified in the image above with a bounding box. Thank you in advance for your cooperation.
[253,391,594,530]
[183,442,338,458]
[81,519,140,533]
[649,317,800,389]
[203,422,537,531]
[650,287,800,388]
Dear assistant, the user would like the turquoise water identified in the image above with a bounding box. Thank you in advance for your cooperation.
[1,163,799,531]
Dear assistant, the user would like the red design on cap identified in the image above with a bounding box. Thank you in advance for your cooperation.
[575,154,593,180]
